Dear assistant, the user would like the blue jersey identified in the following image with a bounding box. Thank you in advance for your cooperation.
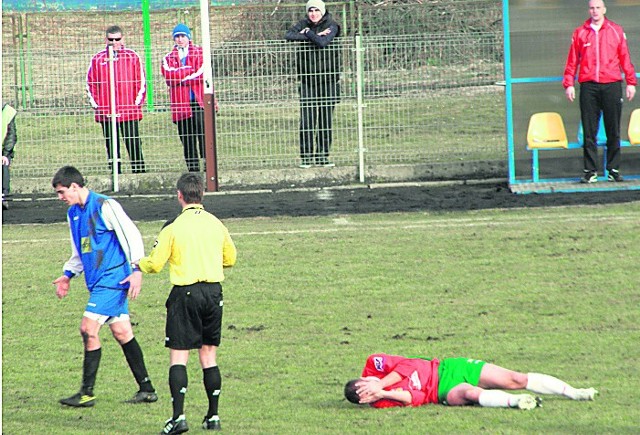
[67,191,133,292]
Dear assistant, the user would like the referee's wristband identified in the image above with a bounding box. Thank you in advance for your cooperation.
[131,263,141,272]
[63,270,75,279]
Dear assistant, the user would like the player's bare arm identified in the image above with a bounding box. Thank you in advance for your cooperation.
[53,275,70,299]
[359,388,412,405]
[119,270,143,300]
[356,372,403,397]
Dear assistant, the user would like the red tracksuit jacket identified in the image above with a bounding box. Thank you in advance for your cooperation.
[161,42,205,123]
[563,18,637,89]
[86,46,146,123]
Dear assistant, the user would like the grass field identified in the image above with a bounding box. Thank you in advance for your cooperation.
[2,203,640,434]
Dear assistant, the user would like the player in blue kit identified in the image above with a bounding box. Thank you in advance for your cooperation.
[52,166,157,407]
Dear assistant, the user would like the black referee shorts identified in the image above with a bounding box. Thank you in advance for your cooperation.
[165,282,223,350]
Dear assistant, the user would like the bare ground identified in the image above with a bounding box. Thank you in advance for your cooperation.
[3,180,640,225]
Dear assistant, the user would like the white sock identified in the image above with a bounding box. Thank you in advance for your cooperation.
[478,390,520,408]
[526,373,576,398]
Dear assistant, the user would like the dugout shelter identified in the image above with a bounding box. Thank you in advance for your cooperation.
[503,0,640,194]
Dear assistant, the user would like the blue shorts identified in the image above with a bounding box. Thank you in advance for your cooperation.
[86,287,129,317]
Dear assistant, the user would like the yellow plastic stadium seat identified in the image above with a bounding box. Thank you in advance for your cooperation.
[629,109,640,145]
[527,112,569,149]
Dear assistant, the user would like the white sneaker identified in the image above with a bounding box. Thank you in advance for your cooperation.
[517,394,542,410]
[574,388,598,401]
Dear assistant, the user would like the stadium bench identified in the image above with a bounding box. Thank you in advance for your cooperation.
[526,111,636,182]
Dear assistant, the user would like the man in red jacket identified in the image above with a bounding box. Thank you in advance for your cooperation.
[345,353,597,410]
[86,25,146,174]
[162,24,218,173]
[563,0,636,184]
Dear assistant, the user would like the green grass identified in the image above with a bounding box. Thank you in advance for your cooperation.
[3,203,639,434]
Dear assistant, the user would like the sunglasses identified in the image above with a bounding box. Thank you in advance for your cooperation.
[107,37,122,41]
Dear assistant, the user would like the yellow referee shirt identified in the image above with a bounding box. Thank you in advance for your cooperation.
[139,204,236,285]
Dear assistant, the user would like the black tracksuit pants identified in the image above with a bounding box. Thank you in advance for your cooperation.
[579,81,623,173]
[177,102,205,172]
[101,120,146,174]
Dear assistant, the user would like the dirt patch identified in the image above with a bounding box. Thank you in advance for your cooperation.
[3,181,639,225]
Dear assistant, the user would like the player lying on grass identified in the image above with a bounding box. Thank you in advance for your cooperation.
[345,354,597,410]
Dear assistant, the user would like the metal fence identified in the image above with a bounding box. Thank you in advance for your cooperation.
[2,1,505,183]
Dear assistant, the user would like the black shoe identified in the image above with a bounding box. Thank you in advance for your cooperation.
[125,390,158,404]
[316,158,335,167]
[59,392,95,407]
[160,416,188,434]
[203,416,222,430]
[580,171,597,184]
[607,169,624,182]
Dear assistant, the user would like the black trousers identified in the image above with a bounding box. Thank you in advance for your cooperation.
[299,80,339,163]
[101,120,146,173]
[579,81,623,172]
[2,163,9,196]
[176,102,205,172]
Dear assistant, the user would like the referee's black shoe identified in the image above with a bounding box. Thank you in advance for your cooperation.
[160,416,188,435]
[126,390,158,404]
[203,416,222,430]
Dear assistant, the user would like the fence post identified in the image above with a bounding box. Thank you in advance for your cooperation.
[355,34,365,183]
[25,14,35,105]
[16,14,28,109]
[10,15,19,106]
[200,0,219,192]
[142,0,155,111]
[108,45,120,192]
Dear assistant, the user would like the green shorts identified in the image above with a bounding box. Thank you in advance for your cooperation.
[437,358,486,404]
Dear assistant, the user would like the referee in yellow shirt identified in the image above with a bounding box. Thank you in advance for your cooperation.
[137,173,236,434]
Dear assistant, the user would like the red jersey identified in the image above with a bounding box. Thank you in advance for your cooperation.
[563,18,637,88]
[361,354,440,408]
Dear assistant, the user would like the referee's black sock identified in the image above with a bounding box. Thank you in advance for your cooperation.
[121,337,155,392]
[203,365,221,419]
[169,364,188,420]
[81,347,101,396]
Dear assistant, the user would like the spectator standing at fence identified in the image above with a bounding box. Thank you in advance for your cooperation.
[285,0,341,168]
[563,0,636,184]
[345,353,598,410]
[87,25,147,174]
[2,103,17,210]
[162,24,219,173]
[51,166,157,407]
[135,173,237,434]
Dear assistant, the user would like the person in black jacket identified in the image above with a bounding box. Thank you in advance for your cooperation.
[2,103,17,210]
[285,0,341,168]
